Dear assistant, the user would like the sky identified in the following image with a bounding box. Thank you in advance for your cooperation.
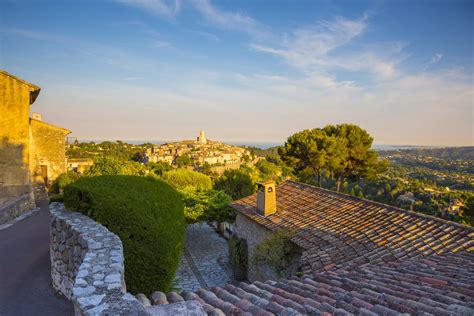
[1,0,473,146]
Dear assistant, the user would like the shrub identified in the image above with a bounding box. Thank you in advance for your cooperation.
[229,234,248,281]
[252,231,301,278]
[178,187,234,224]
[50,172,79,194]
[214,169,255,200]
[162,169,212,191]
[86,156,148,176]
[63,175,185,294]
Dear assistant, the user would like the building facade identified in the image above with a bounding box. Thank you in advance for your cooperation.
[0,70,70,204]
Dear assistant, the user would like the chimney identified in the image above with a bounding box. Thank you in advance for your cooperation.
[32,112,42,121]
[257,180,276,216]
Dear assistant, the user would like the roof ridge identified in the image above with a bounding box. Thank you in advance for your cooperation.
[282,179,474,232]
[1,70,41,91]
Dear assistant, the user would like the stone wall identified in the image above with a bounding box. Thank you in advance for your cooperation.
[50,203,147,315]
[0,193,35,225]
[234,213,273,282]
[30,119,70,186]
[0,71,37,192]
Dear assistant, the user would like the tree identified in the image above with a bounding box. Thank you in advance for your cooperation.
[279,128,347,187]
[323,124,388,190]
[162,169,213,191]
[214,169,255,200]
[148,161,171,176]
[176,154,192,168]
[280,124,388,191]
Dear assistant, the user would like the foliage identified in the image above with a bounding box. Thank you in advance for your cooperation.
[214,169,255,200]
[178,187,234,224]
[86,156,147,176]
[147,161,171,176]
[279,124,388,190]
[63,175,185,294]
[49,193,64,203]
[176,154,192,168]
[252,231,300,278]
[50,172,79,194]
[228,234,248,281]
[162,169,212,191]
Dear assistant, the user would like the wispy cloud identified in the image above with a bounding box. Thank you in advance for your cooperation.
[250,15,408,83]
[191,0,267,37]
[191,30,220,42]
[117,0,181,18]
[423,53,443,70]
[154,40,172,48]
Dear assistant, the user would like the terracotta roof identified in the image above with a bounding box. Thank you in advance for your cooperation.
[231,180,474,275]
[144,251,474,315]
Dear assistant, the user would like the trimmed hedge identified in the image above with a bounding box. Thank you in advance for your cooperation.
[63,175,185,294]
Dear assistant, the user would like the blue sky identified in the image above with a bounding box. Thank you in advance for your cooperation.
[1,0,473,145]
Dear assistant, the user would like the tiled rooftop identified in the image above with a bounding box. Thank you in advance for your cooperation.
[143,251,474,315]
[231,180,474,275]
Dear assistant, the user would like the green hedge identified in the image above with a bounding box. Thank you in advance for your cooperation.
[63,175,185,294]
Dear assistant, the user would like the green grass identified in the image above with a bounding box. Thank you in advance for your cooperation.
[64,175,185,294]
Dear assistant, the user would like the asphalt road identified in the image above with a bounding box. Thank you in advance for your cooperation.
[0,200,73,316]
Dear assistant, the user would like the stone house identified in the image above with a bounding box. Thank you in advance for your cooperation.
[66,157,94,174]
[0,70,70,205]
[231,179,473,282]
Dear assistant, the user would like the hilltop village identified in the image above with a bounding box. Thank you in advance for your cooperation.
[145,131,251,167]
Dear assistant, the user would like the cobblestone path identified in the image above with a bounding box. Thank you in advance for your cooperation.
[175,223,232,292]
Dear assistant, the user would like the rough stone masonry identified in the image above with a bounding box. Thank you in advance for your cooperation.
[50,203,206,316]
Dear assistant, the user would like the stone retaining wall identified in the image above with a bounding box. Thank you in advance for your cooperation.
[50,202,147,315]
[0,193,35,224]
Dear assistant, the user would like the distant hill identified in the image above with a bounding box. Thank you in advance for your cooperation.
[383,147,474,161]
[243,146,280,157]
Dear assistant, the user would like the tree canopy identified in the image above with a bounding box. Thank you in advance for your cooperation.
[214,169,255,200]
[279,124,388,191]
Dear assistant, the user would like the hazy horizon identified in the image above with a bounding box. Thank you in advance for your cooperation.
[3,0,473,146]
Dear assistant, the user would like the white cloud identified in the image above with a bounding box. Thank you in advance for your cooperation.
[431,53,443,64]
[423,53,443,70]
[154,40,172,48]
[250,15,408,82]
[191,0,266,37]
[117,0,181,18]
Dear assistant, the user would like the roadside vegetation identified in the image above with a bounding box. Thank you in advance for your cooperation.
[63,175,185,294]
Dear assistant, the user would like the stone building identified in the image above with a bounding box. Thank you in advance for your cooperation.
[66,158,94,174]
[231,179,473,282]
[0,70,70,206]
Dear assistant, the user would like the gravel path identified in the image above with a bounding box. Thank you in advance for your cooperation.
[0,200,73,316]
[175,223,232,292]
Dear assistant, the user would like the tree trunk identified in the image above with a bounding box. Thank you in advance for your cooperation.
[336,176,342,192]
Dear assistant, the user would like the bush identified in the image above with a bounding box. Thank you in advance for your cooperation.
[178,187,234,224]
[229,234,248,281]
[86,156,148,176]
[63,175,185,294]
[162,169,212,191]
[214,169,255,200]
[50,172,79,194]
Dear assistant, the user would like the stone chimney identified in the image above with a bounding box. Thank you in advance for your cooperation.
[257,180,276,216]
[32,112,42,121]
